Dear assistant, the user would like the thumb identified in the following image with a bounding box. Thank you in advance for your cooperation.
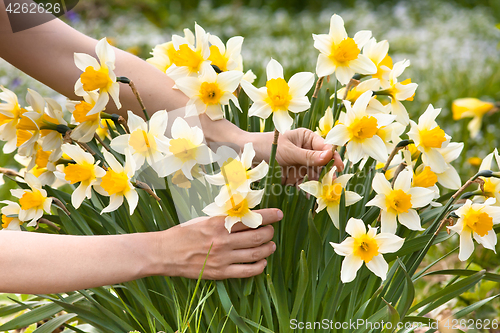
[294,146,333,167]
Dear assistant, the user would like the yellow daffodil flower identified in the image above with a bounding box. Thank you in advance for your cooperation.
[316,106,334,138]
[0,86,26,154]
[10,173,52,227]
[452,98,496,138]
[0,200,23,231]
[241,58,315,133]
[363,37,392,83]
[313,14,376,84]
[68,92,104,143]
[299,166,362,228]
[330,218,404,282]
[367,170,434,233]
[448,198,500,261]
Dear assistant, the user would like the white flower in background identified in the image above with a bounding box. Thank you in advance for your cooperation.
[15,88,46,157]
[74,37,121,115]
[241,58,315,133]
[156,117,214,179]
[316,106,334,138]
[110,110,169,174]
[95,150,138,215]
[362,38,392,84]
[0,86,25,154]
[208,35,244,72]
[68,92,105,143]
[427,142,463,190]
[448,198,500,261]
[175,63,243,120]
[330,218,404,283]
[477,149,500,203]
[325,90,395,164]
[0,200,23,231]
[10,173,52,227]
[379,59,418,125]
[166,23,211,80]
[60,144,106,209]
[205,142,268,205]
[367,170,434,233]
[407,104,452,173]
[203,189,264,232]
[313,14,376,84]
[299,166,362,228]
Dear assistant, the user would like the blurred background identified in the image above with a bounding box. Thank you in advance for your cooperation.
[1,0,500,322]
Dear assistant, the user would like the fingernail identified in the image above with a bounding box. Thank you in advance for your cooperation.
[277,209,283,219]
[320,151,328,160]
[272,243,276,251]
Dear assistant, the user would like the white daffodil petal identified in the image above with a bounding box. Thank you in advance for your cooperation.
[365,254,389,280]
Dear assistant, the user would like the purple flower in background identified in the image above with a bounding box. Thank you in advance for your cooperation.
[66,11,80,23]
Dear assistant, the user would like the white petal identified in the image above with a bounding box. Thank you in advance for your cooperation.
[326,203,340,228]
[96,37,115,67]
[348,55,377,75]
[156,155,183,177]
[288,72,315,97]
[240,80,267,102]
[363,136,389,163]
[124,190,139,215]
[110,135,130,154]
[74,53,100,72]
[101,194,124,214]
[273,110,293,134]
[315,54,336,78]
[241,210,263,229]
[71,183,88,209]
[87,93,109,116]
[393,169,412,192]
[175,77,202,98]
[353,30,372,48]
[340,254,363,283]
[217,71,244,92]
[266,58,284,80]
[458,231,474,261]
[329,14,348,45]
[381,210,398,234]
[398,209,423,231]
[372,173,392,195]
[288,96,311,113]
[171,117,192,139]
[330,237,355,256]
[335,65,355,85]
[436,166,462,190]
[247,161,269,182]
[149,110,169,137]
[422,149,448,174]
[345,191,362,206]
[375,233,404,253]
[345,217,366,238]
[365,254,389,280]
[325,124,350,146]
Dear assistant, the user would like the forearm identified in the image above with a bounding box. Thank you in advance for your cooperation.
[0,231,162,294]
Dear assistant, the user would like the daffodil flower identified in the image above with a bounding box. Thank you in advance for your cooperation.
[367,170,434,233]
[175,63,243,120]
[208,35,244,72]
[68,92,105,143]
[74,37,121,115]
[407,104,452,173]
[299,166,362,228]
[15,88,48,157]
[325,90,396,164]
[110,110,169,174]
[203,189,264,232]
[448,198,500,261]
[10,173,52,227]
[166,24,211,81]
[241,58,315,133]
[94,151,138,215]
[477,149,500,203]
[156,117,214,179]
[316,106,334,138]
[336,78,380,104]
[205,142,268,205]
[330,218,404,283]
[377,59,417,125]
[452,98,496,138]
[313,14,376,84]
[0,200,23,231]
[60,144,106,209]
[0,86,26,154]
[363,38,392,83]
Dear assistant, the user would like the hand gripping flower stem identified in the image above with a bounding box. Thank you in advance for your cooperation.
[117,76,150,121]
[261,129,280,208]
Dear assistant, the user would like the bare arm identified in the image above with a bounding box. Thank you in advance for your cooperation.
[0,209,281,294]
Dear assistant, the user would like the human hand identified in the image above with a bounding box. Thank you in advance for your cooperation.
[250,128,344,185]
[155,208,282,280]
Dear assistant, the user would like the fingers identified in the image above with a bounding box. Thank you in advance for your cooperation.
[229,241,276,263]
[213,259,268,279]
[230,208,283,232]
[228,225,275,249]
[333,150,345,172]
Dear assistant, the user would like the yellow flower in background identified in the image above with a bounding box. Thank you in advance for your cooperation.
[367,170,434,233]
[313,14,376,84]
[74,37,121,115]
[0,201,23,231]
[477,149,500,203]
[325,90,396,164]
[330,218,404,283]
[147,41,176,73]
[110,110,169,175]
[208,35,244,72]
[0,86,26,154]
[95,150,138,215]
[299,166,362,228]
[448,198,500,261]
[205,143,268,206]
[363,37,392,83]
[316,106,334,138]
[60,144,106,209]
[408,104,451,173]
[156,117,215,179]
[175,62,243,120]
[241,58,315,133]
[165,23,211,80]
[10,173,52,227]
[203,189,264,233]
[452,98,496,138]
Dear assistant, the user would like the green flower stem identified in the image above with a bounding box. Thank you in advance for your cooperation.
[261,129,280,208]
[117,76,149,121]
